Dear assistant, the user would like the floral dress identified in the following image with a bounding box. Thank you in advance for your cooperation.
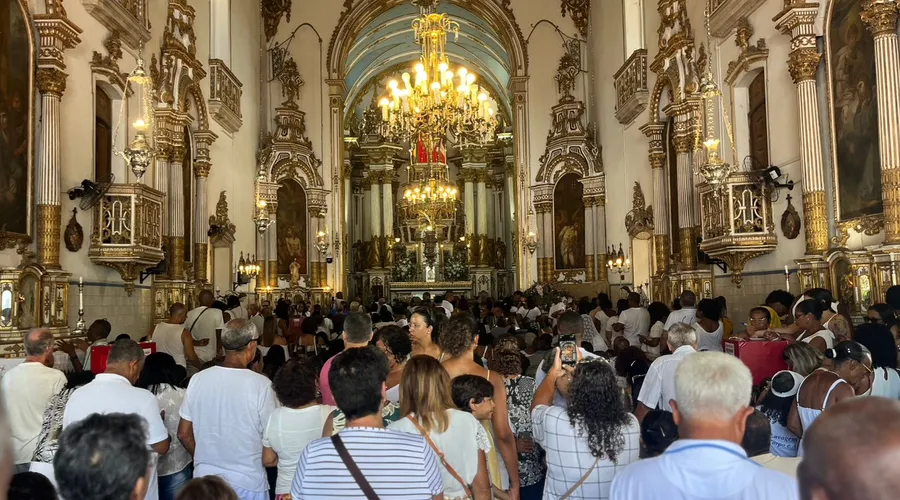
[503,376,546,488]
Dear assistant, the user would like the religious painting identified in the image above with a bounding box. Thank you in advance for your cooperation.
[554,173,585,269]
[276,180,308,276]
[828,0,881,220]
[0,0,33,240]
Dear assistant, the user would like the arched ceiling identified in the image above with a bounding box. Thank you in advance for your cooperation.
[343,3,512,121]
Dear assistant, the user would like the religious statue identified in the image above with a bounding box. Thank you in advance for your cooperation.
[479,236,492,268]
[289,258,301,288]
[370,236,383,269]
[353,239,365,271]
[495,240,507,269]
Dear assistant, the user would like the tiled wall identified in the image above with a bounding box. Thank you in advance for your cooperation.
[714,272,801,332]
[67,283,153,340]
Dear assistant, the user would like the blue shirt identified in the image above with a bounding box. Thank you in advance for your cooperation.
[610,439,798,500]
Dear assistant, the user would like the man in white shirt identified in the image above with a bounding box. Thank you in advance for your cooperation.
[0,329,66,472]
[611,352,798,500]
[178,319,277,500]
[613,292,650,346]
[184,290,225,363]
[77,318,112,373]
[440,291,455,316]
[635,323,697,423]
[248,303,265,338]
[534,311,600,407]
[63,339,170,500]
[742,410,799,477]
[227,295,248,320]
[664,290,698,330]
[55,413,155,500]
[149,302,206,371]
[798,397,900,500]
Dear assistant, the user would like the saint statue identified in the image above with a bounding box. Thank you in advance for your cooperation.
[289,258,301,288]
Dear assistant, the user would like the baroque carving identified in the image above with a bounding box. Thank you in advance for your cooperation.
[83,0,150,49]
[561,0,590,38]
[262,0,292,42]
[208,58,244,133]
[725,19,769,85]
[788,47,821,84]
[555,39,581,102]
[36,67,68,97]
[625,182,654,240]
[91,31,127,90]
[861,0,899,36]
[208,191,236,245]
[277,57,304,108]
[614,49,649,125]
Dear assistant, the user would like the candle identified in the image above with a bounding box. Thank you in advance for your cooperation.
[784,265,789,275]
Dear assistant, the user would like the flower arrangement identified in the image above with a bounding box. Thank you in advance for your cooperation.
[393,253,416,282]
[444,254,469,281]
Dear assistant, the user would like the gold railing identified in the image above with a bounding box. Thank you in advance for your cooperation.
[209,59,244,133]
[613,49,649,125]
[698,172,777,284]
[89,184,165,295]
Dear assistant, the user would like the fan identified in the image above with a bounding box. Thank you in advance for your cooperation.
[67,174,114,211]
[743,156,794,202]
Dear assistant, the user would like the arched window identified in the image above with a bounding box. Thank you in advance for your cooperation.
[95,85,112,181]
[747,71,768,168]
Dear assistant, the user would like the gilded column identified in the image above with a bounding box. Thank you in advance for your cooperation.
[362,179,372,242]
[382,176,393,237]
[193,163,210,283]
[641,123,671,275]
[595,198,609,283]
[584,197,595,281]
[155,147,171,237]
[862,1,900,244]
[476,172,488,236]
[266,205,278,289]
[370,174,382,237]
[776,6,829,254]
[169,146,186,280]
[674,135,697,269]
[34,14,80,269]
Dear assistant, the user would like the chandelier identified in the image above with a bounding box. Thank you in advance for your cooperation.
[377,0,499,147]
[113,44,156,182]
[253,167,272,234]
[697,4,735,194]
[606,243,631,281]
[400,139,459,237]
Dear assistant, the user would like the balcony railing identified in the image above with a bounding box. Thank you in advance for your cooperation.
[89,184,165,295]
[209,59,244,133]
[613,49,649,125]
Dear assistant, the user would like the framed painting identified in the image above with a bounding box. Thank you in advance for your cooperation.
[276,179,308,276]
[826,0,882,221]
[0,0,34,249]
[554,173,585,269]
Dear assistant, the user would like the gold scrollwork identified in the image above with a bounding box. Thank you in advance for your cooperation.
[861,0,899,37]
[803,191,829,254]
[35,204,61,269]
[788,48,821,84]
[36,67,68,97]
[883,168,900,244]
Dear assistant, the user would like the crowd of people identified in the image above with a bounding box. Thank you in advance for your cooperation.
[2,284,900,500]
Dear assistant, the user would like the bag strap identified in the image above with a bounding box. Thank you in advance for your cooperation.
[188,307,211,333]
[331,434,380,500]
[406,415,474,499]
[558,457,600,500]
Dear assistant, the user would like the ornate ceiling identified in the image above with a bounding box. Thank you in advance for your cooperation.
[342,3,512,120]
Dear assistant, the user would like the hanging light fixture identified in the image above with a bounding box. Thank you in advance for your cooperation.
[378,0,499,148]
[399,138,459,236]
[606,243,631,280]
[253,167,272,234]
[315,230,330,256]
[113,43,156,182]
[697,4,735,194]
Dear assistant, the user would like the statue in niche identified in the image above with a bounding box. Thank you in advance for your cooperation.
[290,258,301,288]
[276,180,307,276]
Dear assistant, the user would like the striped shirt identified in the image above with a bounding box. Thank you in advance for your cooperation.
[290,427,443,499]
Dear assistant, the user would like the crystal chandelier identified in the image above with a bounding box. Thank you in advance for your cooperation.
[606,243,631,280]
[113,44,156,182]
[697,4,735,194]
[400,139,459,235]
[377,0,499,147]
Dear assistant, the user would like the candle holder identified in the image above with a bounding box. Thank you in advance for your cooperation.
[73,279,86,335]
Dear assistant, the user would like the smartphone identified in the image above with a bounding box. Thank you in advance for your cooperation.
[560,335,577,366]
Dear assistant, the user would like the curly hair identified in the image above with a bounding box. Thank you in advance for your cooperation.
[375,325,413,365]
[439,312,479,358]
[566,360,631,462]
[272,359,318,408]
[489,334,523,376]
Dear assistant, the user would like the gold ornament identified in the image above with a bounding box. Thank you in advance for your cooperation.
[64,208,84,252]
[861,0,899,37]
[788,48,821,84]
[36,204,61,269]
[802,191,828,254]
[883,168,900,245]
[36,68,68,97]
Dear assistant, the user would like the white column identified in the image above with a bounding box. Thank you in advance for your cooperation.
[35,78,63,268]
[362,187,372,241]
[476,176,488,236]
[155,152,170,236]
[862,2,900,244]
[464,173,476,236]
[674,136,696,269]
[370,181,382,237]
[344,175,351,240]
[169,156,185,239]
[193,173,208,280]
[267,216,278,288]
[485,183,495,238]
[584,201,594,268]
[382,178,393,236]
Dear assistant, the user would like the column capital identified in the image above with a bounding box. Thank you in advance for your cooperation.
[460,168,478,184]
[195,160,211,178]
[640,122,666,151]
[36,67,68,97]
[172,145,187,163]
[34,13,82,71]
[459,144,490,164]
[788,47,822,84]
[649,151,667,169]
[673,135,694,154]
[861,0,899,36]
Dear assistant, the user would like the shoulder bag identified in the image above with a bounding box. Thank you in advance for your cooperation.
[559,457,600,499]
[406,415,474,499]
[187,306,211,333]
[331,434,380,500]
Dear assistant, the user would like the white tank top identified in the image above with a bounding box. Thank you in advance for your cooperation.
[152,322,186,367]
[797,329,835,350]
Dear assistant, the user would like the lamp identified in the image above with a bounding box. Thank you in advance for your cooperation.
[697,4,735,194]
[234,252,258,290]
[606,243,631,280]
[315,230,330,256]
[113,44,156,181]
[523,207,538,254]
[253,167,272,234]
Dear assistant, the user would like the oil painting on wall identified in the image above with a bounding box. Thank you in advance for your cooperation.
[554,173,585,269]
[276,180,308,276]
[0,0,32,237]
[829,0,881,220]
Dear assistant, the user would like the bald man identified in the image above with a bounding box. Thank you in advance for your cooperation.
[0,329,66,471]
[149,302,207,370]
[184,290,225,363]
[799,397,900,500]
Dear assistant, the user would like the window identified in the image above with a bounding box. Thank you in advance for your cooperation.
[95,86,112,181]
[747,71,769,168]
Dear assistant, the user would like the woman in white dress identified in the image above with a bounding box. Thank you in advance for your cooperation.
[793,299,836,353]
[389,355,491,500]
[853,323,900,399]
